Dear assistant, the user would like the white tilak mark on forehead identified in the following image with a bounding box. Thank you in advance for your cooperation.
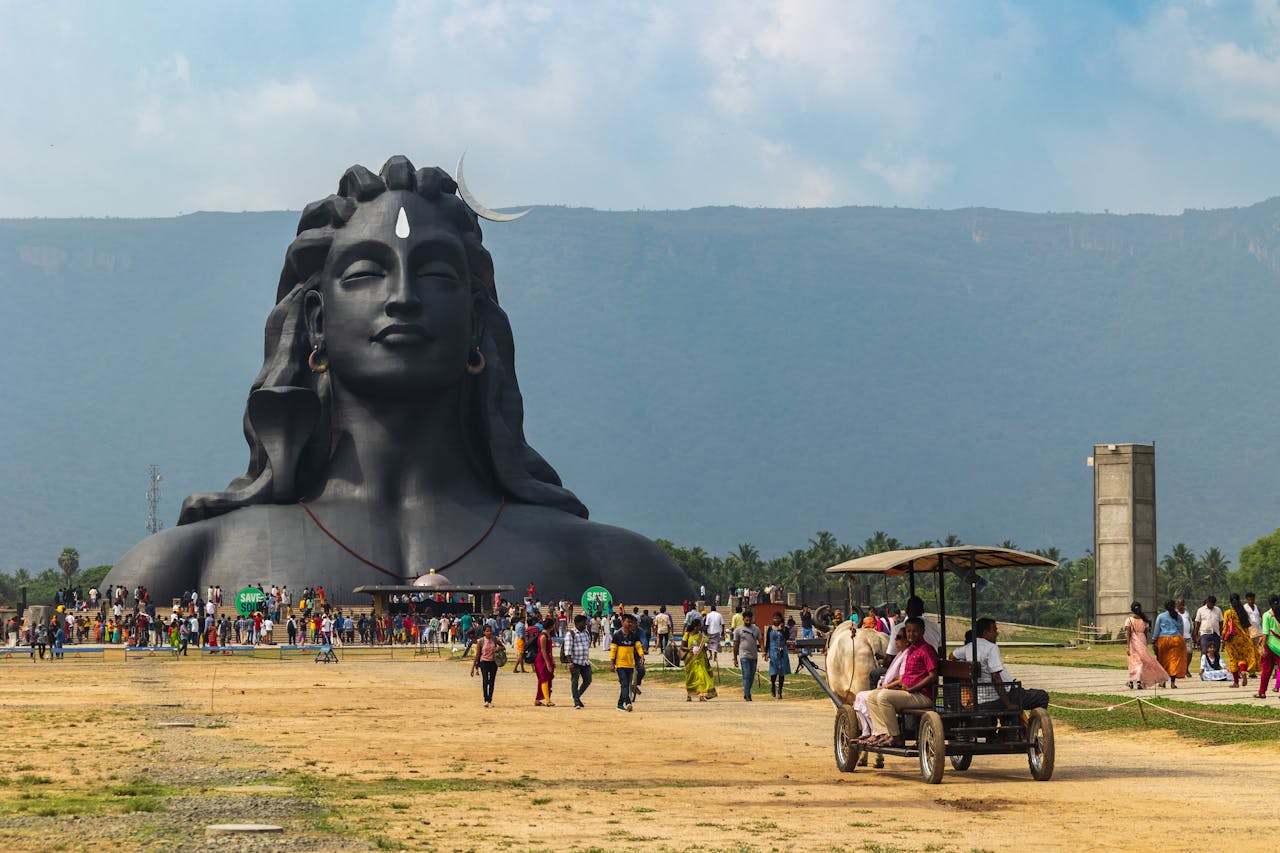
[395,206,410,239]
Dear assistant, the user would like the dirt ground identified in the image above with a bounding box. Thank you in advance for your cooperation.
[1,653,1277,852]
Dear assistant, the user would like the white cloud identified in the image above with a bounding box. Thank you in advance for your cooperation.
[0,1,1277,216]
[860,154,952,199]
[1121,2,1280,134]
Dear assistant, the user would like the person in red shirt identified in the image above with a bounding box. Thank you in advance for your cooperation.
[861,618,939,748]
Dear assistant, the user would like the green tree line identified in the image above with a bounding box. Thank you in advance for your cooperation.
[0,546,111,609]
[657,531,1273,629]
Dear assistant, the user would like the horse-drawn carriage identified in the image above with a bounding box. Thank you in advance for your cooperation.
[795,546,1056,784]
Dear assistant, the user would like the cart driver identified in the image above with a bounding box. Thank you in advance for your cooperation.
[860,618,939,749]
[950,617,1049,710]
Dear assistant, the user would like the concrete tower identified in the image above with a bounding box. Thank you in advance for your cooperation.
[1092,443,1157,634]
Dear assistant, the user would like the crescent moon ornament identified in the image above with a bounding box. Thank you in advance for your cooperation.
[455,152,530,222]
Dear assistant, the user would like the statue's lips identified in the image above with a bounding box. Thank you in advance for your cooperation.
[371,324,434,345]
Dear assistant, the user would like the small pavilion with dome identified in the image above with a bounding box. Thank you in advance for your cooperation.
[353,570,515,617]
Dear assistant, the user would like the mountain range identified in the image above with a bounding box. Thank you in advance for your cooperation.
[2,198,1279,574]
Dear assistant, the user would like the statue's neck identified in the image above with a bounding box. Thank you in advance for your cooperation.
[317,380,491,506]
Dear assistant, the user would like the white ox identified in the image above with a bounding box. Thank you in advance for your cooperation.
[824,621,887,706]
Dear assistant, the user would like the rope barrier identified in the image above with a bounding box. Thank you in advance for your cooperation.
[1049,697,1280,727]
[1047,698,1141,712]
[1135,699,1280,727]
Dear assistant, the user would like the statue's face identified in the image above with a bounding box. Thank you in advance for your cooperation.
[312,190,473,397]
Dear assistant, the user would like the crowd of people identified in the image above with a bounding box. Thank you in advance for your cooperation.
[1125,593,1280,698]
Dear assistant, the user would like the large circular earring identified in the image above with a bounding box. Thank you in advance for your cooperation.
[308,342,329,374]
[466,347,486,375]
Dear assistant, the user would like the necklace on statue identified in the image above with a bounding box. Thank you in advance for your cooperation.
[297,497,506,582]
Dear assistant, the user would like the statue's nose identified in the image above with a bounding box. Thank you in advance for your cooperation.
[384,267,422,318]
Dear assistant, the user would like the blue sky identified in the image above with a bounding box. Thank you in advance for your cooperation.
[2,0,1278,217]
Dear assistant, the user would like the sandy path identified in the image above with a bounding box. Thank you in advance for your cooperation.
[1,655,1276,852]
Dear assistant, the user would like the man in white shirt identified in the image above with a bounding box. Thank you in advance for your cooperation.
[653,607,672,653]
[1194,596,1224,656]
[1244,593,1264,656]
[1175,597,1192,654]
[951,618,1048,710]
[704,608,725,662]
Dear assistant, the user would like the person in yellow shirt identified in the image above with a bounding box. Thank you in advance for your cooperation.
[610,613,645,712]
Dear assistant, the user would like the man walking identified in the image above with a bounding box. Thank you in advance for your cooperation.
[704,607,724,663]
[1175,598,1192,657]
[1194,596,1224,657]
[733,609,763,701]
[610,613,645,712]
[1245,593,1264,659]
[653,606,672,654]
[565,614,593,709]
[800,605,815,640]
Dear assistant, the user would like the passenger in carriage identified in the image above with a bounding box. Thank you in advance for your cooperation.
[860,618,939,749]
[950,617,1049,711]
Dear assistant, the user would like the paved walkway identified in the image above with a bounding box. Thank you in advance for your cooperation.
[1010,662,1280,706]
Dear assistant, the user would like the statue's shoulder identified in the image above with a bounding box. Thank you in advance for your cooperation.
[107,521,214,596]
[575,518,674,566]
[564,515,693,600]
[503,503,671,565]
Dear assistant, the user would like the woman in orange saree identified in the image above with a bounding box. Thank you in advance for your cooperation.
[1153,600,1188,687]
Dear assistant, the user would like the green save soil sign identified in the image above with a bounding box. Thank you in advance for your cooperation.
[581,586,612,615]
[236,586,265,615]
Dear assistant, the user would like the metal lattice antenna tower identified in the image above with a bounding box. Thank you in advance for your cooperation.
[146,464,164,535]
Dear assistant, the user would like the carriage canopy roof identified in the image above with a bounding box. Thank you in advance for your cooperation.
[824,546,1058,576]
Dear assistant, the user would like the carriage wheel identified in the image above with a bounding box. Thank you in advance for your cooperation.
[918,711,945,784]
[833,705,861,773]
[1027,708,1055,781]
[949,753,972,771]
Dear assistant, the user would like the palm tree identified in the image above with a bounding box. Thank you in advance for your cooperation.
[1161,543,1200,600]
[732,543,761,570]
[1200,547,1231,595]
[861,531,902,556]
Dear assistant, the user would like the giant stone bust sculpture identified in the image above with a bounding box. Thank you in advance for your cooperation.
[104,156,693,604]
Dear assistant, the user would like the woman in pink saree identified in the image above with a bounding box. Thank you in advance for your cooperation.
[1125,601,1169,689]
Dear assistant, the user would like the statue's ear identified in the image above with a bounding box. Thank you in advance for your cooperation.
[247,387,320,502]
[303,289,324,344]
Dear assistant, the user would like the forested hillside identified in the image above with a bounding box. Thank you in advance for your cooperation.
[2,199,1278,581]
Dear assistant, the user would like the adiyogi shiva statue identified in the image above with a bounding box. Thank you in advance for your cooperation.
[104,156,693,604]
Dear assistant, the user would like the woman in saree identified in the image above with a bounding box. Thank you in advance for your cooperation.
[1152,599,1188,688]
[534,616,556,706]
[682,616,718,701]
[1125,601,1169,689]
[1222,593,1258,688]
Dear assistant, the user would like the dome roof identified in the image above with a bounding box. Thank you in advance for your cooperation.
[413,570,450,588]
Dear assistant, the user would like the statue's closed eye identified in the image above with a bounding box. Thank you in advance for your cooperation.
[341,260,385,284]
[415,260,461,281]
